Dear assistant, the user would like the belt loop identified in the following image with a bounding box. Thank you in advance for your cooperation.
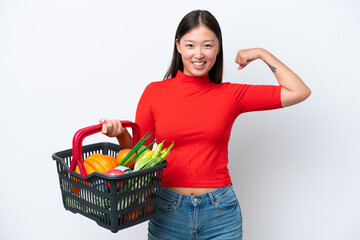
[208,191,216,206]
[175,194,183,208]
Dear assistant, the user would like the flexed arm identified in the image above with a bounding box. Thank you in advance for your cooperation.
[235,48,311,107]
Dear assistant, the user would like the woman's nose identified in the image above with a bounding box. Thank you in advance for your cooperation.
[194,47,204,59]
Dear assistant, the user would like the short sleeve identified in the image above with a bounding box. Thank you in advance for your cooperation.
[230,84,283,113]
[135,83,155,144]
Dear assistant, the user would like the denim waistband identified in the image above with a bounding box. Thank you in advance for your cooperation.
[159,185,233,207]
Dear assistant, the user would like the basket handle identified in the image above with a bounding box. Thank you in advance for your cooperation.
[69,120,140,179]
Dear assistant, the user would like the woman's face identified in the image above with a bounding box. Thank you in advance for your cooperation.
[176,24,220,77]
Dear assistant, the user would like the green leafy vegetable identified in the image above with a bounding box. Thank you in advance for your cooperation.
[133,141,174,171]
[118,132,153,167]
[123,139,157,167]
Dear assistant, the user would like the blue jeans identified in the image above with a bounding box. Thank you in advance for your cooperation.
[148,185,243,240]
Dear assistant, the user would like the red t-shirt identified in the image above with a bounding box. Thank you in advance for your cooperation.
[135,70,282,187]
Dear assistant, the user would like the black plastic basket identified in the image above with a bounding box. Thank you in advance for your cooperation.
[52,121,167,233]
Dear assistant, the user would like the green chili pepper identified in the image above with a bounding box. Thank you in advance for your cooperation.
[142,157,163,169]
[133,141,174,171]
[151,140,165,159]
[160,141,174,160]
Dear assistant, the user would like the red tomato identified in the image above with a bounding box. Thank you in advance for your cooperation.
[104,169,125,191]
[104,169,125,176]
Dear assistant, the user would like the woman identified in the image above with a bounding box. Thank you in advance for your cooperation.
[101,10,311,240]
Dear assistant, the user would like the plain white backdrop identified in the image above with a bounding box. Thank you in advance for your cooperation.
[1,0,359,239]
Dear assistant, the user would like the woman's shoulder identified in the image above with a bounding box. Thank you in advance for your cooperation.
[140,79,175,98]
[145,78,175,90]
[220,81,247,86]
[217,81,249,91]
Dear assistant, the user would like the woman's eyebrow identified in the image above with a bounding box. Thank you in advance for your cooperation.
[183,39,215,43]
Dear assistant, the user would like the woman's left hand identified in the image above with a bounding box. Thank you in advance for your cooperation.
[235,48,263,70]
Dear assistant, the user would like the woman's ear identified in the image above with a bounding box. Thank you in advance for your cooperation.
[176,39,181,54]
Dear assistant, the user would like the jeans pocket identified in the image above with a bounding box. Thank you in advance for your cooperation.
[214,187,239,210]
[158,198,176,212]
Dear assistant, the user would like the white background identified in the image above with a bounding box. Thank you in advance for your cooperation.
[1,0,359,239]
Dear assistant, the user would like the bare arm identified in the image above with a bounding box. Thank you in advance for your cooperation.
[236,48,311,107]
[99,119,133,148]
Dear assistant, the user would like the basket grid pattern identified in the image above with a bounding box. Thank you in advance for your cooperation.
[53,142,166,232]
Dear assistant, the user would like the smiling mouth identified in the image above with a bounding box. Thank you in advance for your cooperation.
[192,61,206,66]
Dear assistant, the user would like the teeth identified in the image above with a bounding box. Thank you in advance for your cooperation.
[193,62,206,66]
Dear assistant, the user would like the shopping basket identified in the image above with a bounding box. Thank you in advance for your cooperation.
[52,121,167,233]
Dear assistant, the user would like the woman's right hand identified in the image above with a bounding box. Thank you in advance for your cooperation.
[99,119,125,138]
[99,119,133,148]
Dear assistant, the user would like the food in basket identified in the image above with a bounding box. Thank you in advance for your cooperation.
[117,133,175,172]
[137,150,154,165]
[74,133,174,176]
[75,162,95,175]
[133,141,174,171]
[75,153,117,174]
[104,169,125,190]
[53,122,172,232]
[69,175,93,196]
[118,132,157,168]
[104,169,125,176]
[117,149,136,168]
[93,153,116,169]
[152,140,165,158]
[115,165,132,173]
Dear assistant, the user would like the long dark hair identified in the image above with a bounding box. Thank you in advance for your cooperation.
[164,10,223,84]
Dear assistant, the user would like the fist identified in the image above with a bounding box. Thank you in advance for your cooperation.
[235,48,264,70]
[99,119,125,138]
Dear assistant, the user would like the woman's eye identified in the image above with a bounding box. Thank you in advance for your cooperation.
[186,44,194,48]
[205,44,212,48]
